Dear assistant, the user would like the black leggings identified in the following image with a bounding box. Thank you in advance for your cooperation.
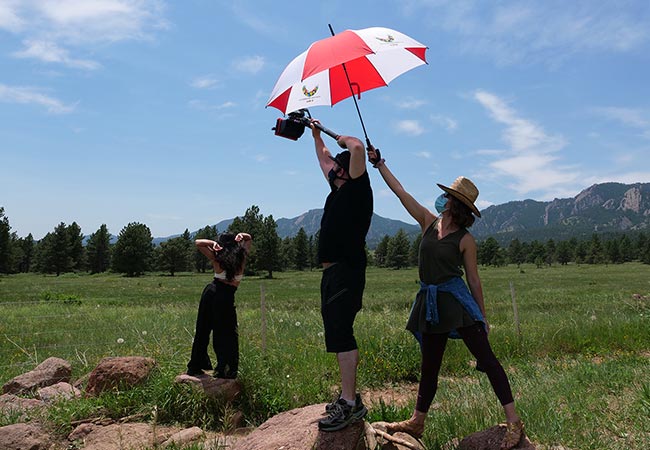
[416,323,514,413]
[187,280,239,377]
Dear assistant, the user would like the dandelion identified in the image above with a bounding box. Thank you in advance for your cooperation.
[141,331,147,336]
[117,338,125,344]
[590,315,597,321]
[318,332,324,338]
[295,321,301,327]
[279,318,284,323]
[286,374,290,378]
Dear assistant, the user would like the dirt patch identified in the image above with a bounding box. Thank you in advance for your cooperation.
[361,383,419,409]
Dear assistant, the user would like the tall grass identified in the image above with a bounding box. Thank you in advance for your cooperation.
[1,263,649,448]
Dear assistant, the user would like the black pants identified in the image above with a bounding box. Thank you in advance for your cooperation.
[416,323,514,412]
[187,279,239,377]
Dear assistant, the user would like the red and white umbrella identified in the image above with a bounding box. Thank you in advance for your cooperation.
[267,27,428,115]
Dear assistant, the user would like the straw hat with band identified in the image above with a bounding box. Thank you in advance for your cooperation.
[437,176,481,217]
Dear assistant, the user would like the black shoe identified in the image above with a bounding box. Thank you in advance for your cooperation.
[318,398,353,431]
[351,393,368,421]
[214,370,237,379]
[325,393,367,420]
[186,368,205,376]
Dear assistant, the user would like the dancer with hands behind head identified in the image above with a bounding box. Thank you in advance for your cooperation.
[367,148,524,449]
[309,119,373,432]
[187,232,252,379]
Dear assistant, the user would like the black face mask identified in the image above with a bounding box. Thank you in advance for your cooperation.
[328,167,347,189]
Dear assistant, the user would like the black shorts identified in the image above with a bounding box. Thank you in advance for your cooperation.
[320,261,365,353]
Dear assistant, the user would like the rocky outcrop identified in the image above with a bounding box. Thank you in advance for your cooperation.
[174,373,242,402]
[2,357,71,395]
[458,424,536,449]
[85,356,156,395]
[0,422,63,450]
[232,403,366,450]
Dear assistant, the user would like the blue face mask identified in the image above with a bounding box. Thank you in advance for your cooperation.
[434,193,448,213]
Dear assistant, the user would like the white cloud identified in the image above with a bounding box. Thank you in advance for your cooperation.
[403,1,650,67]
[415,151,431,159]
[13,40,101,70]
[396,98,427,109]
[0,1,24,31]
[430,114,458,132]
[188,100,236,111]
[0,83,75,114]
[3,0,168,68]
[473,89,579,196]
[592,106,650,139]
[190,76,220,89]
[395,119,425,136]
[232,55,265,74]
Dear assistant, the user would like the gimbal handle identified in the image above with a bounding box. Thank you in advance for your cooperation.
[311,121,340,141]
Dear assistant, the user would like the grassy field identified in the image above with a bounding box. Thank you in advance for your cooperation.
[1,263,649,449]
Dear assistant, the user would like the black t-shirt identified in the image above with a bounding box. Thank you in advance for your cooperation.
[318,170,373,265]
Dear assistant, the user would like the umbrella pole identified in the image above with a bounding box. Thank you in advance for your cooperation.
[328,24,372,148]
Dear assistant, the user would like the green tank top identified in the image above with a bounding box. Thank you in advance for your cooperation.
[418,219,466,283]
[407,219,474,334]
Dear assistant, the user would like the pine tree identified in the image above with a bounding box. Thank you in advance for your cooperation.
[293,228,310,271]
[67,222,85,271]
[157,236,191,276]
[386,229,411,269]
[112,222,153,277]
[0,207,11,274]
[256,215,280,278]
[86,224,111,274]
[374,235,390,267]
[193,225,218,272]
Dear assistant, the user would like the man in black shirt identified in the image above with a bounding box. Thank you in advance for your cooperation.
[309,120,373,431]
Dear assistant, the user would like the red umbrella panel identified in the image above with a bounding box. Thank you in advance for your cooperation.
[267,27,428,115]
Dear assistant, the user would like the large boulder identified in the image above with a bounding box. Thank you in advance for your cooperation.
[37,381,82,402]
[233,403,366,450]
[0,394,46,419]
[458,425,536,450]
[174,373,242,402]
[2,357,71,395]
[85,356,156,395]
[0,422,63,450]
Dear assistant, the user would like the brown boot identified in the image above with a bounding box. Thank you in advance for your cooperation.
[385,419,424,439]
[500,419,525,450]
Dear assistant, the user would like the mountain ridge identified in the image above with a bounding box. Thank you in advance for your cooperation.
[151,181,650,247]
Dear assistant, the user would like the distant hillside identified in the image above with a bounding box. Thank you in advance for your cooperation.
[144,182,650,248]
[275,209,419,248]
[473,182,650,244]
[153,213,417,249]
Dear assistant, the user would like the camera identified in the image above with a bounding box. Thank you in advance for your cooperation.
[272,108,340,141]
[272,109,311,140]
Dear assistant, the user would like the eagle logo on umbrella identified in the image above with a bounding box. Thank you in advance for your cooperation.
[302,85,319,97]
[376,34,395,43]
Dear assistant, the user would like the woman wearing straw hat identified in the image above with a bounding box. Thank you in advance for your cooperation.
[367,149,524,449]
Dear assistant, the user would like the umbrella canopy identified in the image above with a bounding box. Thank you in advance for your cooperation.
[267,27,428,115]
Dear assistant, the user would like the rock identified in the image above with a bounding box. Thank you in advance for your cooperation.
[85,356,156,396]
[0,422,62,450]
[233,403,366,450]
[174,373,242,402]
[37,381,82,402]
[2,357,72,395]
[458,424,536,450]
[67,422,178,450]
[162,426,205,447]
[0,393,46,418]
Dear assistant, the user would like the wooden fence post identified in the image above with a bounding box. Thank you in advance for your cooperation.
[509,281,521,338]
[260,284,267,352]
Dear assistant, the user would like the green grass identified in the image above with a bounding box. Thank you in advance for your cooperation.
[1,263,649,448]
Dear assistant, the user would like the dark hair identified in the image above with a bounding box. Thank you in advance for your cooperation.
[214,233,247,281]
[448,196,475,228]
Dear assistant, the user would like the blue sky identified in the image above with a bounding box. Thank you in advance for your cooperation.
[2,0,650,240]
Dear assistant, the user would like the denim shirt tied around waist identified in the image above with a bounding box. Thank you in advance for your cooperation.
[418,276,486,339]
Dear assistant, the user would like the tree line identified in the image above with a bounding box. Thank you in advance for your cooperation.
[2,205,650,277]
[0,206,318,277]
